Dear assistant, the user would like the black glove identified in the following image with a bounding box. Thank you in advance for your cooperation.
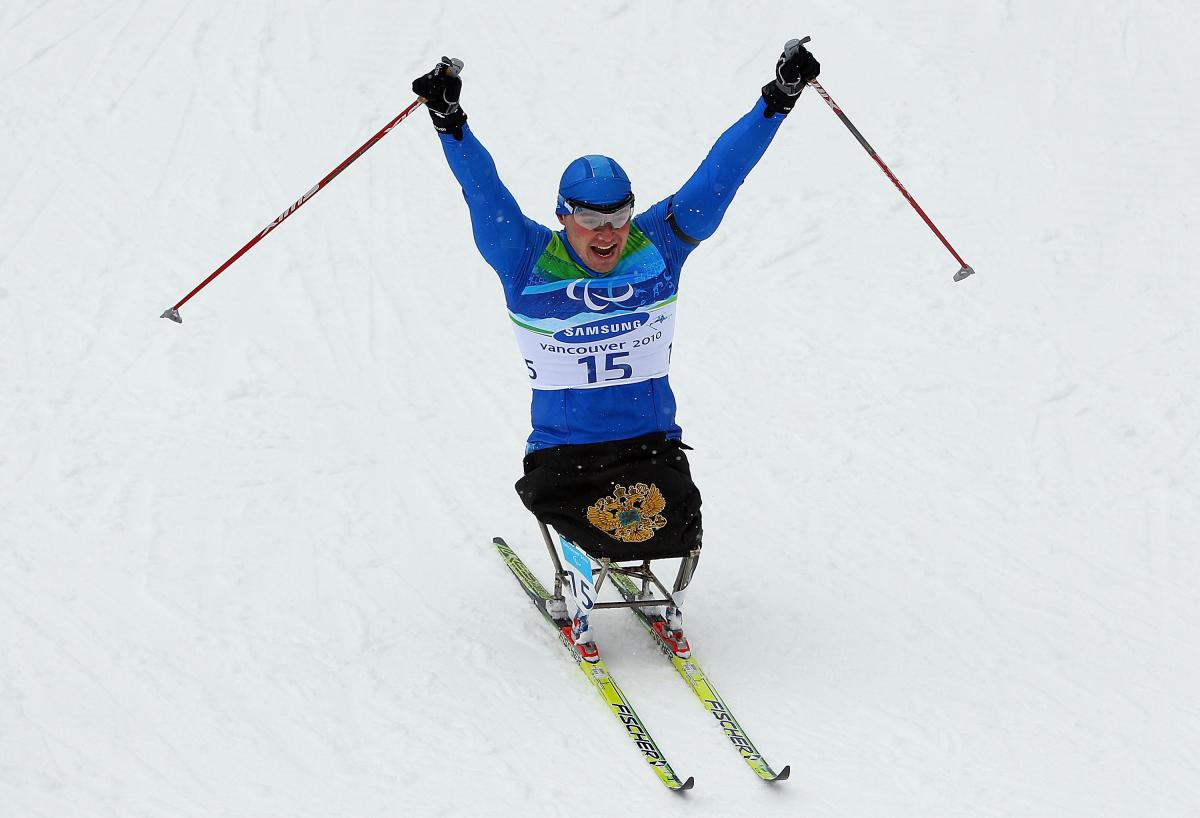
[412,57,466,139]
[761,39,820,117]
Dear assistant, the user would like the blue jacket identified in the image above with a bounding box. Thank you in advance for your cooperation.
[438,97,787,450]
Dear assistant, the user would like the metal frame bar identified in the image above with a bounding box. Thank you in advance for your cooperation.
[536,517,702,613]
[589,558,677,610]
[538,521,566,602]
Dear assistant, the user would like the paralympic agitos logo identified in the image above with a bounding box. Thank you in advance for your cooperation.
[566,280,635,311]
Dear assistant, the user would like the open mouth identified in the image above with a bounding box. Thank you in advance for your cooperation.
[590,242,618,260]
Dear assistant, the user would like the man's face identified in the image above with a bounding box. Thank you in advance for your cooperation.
[559,214,631,274]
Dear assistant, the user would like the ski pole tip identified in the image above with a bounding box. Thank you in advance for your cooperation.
[161,308,182,323]
[953,265,975,282]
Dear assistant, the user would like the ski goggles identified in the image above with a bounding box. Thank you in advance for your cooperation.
[565,195,635,230]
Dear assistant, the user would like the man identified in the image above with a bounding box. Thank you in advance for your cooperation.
[413,40,820,656]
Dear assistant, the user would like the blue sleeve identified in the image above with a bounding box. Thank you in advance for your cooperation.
[633,201,694,276]
[438,124,549,296]
[666,97,787,243]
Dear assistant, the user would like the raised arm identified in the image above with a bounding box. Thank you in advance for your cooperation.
[668,39,821,244]
[437,125,544,282]
[412,58,545,290]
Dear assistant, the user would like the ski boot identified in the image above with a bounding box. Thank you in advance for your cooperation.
[652,604,691,659]
[561,612,599,663]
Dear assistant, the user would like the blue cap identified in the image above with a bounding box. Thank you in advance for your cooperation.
[556,155,632,215]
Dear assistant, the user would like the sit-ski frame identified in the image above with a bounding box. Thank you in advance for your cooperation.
[536,521,699,615]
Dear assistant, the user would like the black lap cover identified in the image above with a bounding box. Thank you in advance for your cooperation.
[515,433,703,561]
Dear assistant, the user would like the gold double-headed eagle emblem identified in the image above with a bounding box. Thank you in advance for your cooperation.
[586,482,668,543]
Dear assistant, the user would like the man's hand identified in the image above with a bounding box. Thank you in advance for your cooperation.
[412,57,467,139]
[762,39,820,117]
[775,38,820,92]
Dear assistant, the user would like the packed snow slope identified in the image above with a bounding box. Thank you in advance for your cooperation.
[3,1,1199,816]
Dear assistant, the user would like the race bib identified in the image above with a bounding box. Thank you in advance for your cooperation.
[510,298,676,390]
[558,536,597,614]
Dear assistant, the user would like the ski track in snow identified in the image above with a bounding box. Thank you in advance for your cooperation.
[2,1,1200,816]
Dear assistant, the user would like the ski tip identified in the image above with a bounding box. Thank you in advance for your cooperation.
[770,765,791,782]
[675,776,695,792]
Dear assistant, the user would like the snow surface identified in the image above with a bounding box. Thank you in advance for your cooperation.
[3,1,1199,815]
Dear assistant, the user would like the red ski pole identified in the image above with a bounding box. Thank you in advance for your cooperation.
[800,39,974,282]
[162,95,429,322]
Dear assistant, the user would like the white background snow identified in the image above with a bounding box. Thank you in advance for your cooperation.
[3,1,1198,815]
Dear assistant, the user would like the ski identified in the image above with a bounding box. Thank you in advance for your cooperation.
[609,571,790,782]
[493,538,694,792]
